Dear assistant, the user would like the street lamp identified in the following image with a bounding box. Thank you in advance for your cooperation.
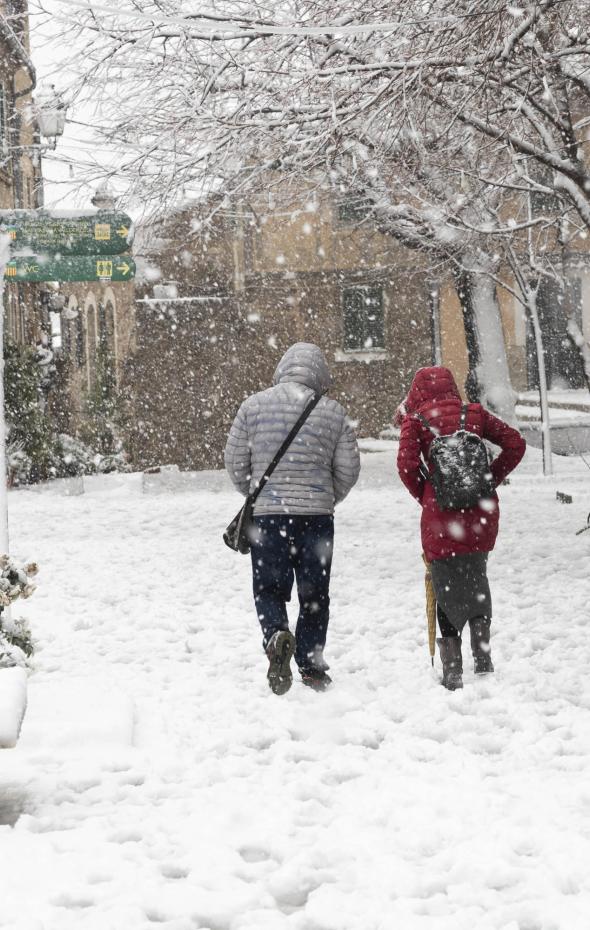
[5,85,69,207]
[34,85,68,150]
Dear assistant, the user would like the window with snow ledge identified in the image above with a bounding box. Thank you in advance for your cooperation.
[342,285,385,354]
[334,349,387,363]
[337,197,370,225]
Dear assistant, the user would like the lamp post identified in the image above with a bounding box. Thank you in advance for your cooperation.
[1,86,69,560]
[8,85,68,209]
[1,233,13,558]
[29,85,68,210]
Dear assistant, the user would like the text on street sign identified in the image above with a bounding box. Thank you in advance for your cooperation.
[3,254,136,283]
[0,211,134,256]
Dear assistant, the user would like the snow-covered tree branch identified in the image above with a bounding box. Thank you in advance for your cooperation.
[33,1,590,419]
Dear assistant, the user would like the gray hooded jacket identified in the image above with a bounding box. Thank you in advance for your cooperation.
[224,343,360,515]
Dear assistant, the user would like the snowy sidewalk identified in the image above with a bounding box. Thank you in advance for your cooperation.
[1,447,589,930]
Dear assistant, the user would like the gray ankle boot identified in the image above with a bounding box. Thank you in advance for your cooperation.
[437,637,463,690]
[469,617,494,674]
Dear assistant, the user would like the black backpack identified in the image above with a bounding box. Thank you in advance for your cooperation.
[416,404,495,510]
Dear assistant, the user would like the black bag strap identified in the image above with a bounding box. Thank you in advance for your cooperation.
[249,392,321,505]
[417,406,469,435]
[414,412,437,480]
[414,412,439,437]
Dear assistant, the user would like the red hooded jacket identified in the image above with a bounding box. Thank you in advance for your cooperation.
[397,367,526,561]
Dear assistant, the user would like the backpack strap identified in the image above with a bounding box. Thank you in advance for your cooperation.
[414,412,438,478]
[414,412,440,437]
[459,403,468,430]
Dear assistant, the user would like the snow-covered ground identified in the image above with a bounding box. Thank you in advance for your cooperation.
[1,444,589,930]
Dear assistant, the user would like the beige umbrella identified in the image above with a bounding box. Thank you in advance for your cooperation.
[422,553,437,666]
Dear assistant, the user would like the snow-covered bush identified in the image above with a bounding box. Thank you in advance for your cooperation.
[80,341,122,456]
[6,438,33,488]
[0,616,34,668]
[4,340,131,484]
[0,557,38,668]
[0,556,37,608]
[58,433,130,476]
[57,433,99,476]
[95,446,131,474]
[4,341,60,485]
[6,428,130,484]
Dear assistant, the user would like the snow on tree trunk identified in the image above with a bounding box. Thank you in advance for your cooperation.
[566,319,590,393]
[526,287,553,477]
[464,262,516,425]
[0,233,10,557]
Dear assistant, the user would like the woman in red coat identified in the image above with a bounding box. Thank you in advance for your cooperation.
[397,367,526,689]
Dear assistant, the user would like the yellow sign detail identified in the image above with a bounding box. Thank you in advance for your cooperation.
[96,260,113,278]
[117,226,129,237]
[94,223,112,241]
[5,265,17,277]
[116,262,130,275]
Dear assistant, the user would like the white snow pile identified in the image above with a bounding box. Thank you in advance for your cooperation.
[1,445,589,929]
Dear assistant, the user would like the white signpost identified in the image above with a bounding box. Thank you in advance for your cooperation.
[0,232,10,557]
[0,232,28,749]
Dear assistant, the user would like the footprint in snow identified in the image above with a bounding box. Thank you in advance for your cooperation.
[160,861,190,879]
[109,828,143,843]
[238,845,272,863]
[51,891,96,909]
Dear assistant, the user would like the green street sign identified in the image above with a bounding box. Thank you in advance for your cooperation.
[0,210,133,255]
[4,254,136,283]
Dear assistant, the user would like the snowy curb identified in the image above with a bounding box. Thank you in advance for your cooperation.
[19,476,85,496]
[0,667,28,749]
[142,465,232,495]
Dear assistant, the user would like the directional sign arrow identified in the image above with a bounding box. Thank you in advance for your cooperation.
[0,210,134,256]
[3,254,136,283]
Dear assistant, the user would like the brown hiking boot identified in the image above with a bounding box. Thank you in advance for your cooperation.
[266,630,296,695]
[470,617,494,674]
[437,637,463,690]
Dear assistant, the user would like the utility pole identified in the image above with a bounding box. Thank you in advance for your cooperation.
[0,233,11,556]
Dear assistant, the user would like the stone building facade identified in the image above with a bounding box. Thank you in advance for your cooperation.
[51,278,136,438]
[1,0,44,346]
[128,195,434,470]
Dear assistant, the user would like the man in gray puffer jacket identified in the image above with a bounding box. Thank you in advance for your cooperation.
[225,343,360,694]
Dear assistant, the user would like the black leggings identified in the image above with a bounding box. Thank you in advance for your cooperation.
[438,606,489,637]
[437,606,460,637]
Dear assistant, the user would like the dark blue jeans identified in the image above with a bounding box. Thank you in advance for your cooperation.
[250,515,334,670]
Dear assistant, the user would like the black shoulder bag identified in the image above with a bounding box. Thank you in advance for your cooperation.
[223,392,321,554]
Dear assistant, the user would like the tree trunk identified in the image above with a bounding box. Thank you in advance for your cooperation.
[453,269,481,402]
[525,285,553,477]
[566,319,590,393]
[453,267,516,423]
